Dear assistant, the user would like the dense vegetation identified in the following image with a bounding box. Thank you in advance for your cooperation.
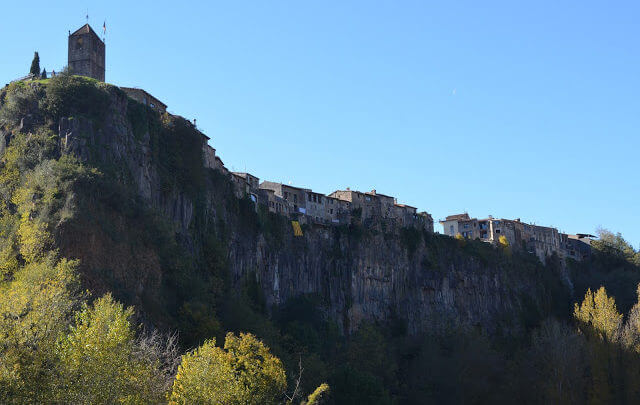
[1,74,639,403]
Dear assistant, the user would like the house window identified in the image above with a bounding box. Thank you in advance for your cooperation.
[495,229,501,234]
[308,194,312,202]
[450,225,454,234]
[294,195,297,203]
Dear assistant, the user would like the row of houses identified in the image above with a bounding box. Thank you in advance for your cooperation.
[227,173,434,231]
[439,213,593,262]
[117,86,590,263]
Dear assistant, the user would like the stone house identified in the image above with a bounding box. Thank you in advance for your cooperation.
[393,204,433,232]
[514,220,558,262]
[260,182,309,216]
[329,188,382,220]
[259,188,290,215]
[305,190,329,224]
[441,213,568,262]
[367,190,395,218]
[121,87,168,113]
[440,213,479,239]
[214,156,229,176]
[231,172,260,202]
[560,233,594,261]
[325,196,351,224]
[418,212,435,233]
[393,203,417,225]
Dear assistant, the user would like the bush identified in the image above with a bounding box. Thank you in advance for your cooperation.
[40,72,111,123]
[169,333,287,404]
[0,82,44,128]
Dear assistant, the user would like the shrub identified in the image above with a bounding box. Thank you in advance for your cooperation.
[0,82,44,128]
[40,72,111,123]
[169,333,287,404]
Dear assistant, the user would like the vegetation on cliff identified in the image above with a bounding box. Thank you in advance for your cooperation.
[1,74,640,403]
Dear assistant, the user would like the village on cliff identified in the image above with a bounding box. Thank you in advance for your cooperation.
[13,23,594,265]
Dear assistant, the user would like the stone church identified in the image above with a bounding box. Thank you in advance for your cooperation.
[68,24,105,81]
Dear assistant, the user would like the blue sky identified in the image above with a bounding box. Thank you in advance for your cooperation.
[1,1,639,247]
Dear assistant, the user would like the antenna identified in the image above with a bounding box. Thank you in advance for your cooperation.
[86,10,89,24]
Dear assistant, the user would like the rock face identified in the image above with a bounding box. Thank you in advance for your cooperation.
[54,89,557,336]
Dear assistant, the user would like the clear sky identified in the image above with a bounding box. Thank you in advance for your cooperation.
[1,1,639,247]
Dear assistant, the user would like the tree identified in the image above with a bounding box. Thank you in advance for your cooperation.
[622,284,640,352]
[55,294,165,403]
[592,228,640,268]
[169,332,287,404]
[29,52,40,77]
[41,69,47,79]
[574,286,622,342]
[0,258,80,403]
[526,319,587,403]
[302,383,330,405]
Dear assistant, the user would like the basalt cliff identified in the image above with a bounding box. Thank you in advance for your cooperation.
[0,77,568,346]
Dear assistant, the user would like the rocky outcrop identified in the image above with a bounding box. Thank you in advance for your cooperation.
[51,89,558,336]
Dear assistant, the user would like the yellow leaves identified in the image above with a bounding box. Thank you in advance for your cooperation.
[17,214,52,264]
[0,258,79,401]
[574,286,622,341]
[498,235,510,248]
[302,383,331,405]
[56,293,161,404]
[169,332,287,405]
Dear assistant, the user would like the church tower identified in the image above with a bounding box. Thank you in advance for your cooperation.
[68,24,105,81]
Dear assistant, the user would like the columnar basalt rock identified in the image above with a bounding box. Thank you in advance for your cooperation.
[42,88,559,336]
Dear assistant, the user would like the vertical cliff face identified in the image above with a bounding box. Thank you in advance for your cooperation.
[5,82,563,337]
[228,224,555,335]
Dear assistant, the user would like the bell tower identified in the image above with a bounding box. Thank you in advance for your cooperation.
[68,24,105,81]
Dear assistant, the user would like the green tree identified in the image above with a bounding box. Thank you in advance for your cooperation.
[592,228,640,268]
[55,294,165,403]
[169,332,287,404]
[41,69,47,79]
[29,52,40,77]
